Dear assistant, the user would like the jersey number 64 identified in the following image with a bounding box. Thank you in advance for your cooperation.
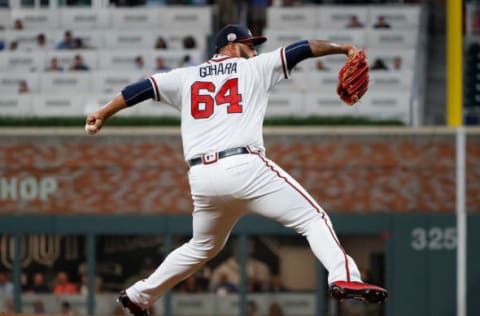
[191,78,243,119]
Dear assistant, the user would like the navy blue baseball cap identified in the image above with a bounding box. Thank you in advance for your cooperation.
[214,24,267,52]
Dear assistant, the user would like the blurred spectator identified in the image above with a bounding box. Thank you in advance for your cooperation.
[109,0,146,6]
[247,277,263,292]
[147,306,155,316]
[46,58,64,72]
[393,56,403,70]
[316,60,329,71]
[28,272,50,293]
[247,0,268,36]
[0,271,14,312]
[3,298,14,313]
[182,35,197,49]
[0,271,14,298]
[0,40,4,50]
[210,253,271,293]
[32,300,46,314]
[53,272,77,294]
[18,80,30,93]
[69,55,90,71]
[268,303,284,316]
[370,58,388,71]
[135,55,145,70]
[155,57,171,72]
[9,41,18,50]
[346,15,364,28]
[14,19,23,30]
[125,257,156,289]
[79,274,103,295]
[214,272,236,295]
[267,274,288,292]
[113,305,124,316]
[155,36,168,49]
[36,33,49,49]
[177,276,201,293]
[73,38,87,49]
[57,30,76,49]
[60,301,75,316]
[373,16,391,29]
[180,54,195,67]
[247,300,258,316]
[218,0,242,29]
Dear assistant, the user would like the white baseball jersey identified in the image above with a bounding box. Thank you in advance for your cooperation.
[149,48,289,160]
[126,47,364,308]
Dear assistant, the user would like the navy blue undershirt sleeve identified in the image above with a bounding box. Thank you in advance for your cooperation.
[121,79,155,107]
[284,40,313,71]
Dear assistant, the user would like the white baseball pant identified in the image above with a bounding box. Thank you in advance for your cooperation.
[126,150,362,308]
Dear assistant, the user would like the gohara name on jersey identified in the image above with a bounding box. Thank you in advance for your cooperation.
[199,62,238,77]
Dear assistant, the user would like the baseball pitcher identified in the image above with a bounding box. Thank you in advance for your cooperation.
[85,24,386,316]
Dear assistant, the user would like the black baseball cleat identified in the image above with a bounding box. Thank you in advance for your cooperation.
[329,281,388,303]
[117,290,150,316]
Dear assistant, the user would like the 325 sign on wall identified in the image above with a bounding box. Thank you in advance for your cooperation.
[411,227,457,251]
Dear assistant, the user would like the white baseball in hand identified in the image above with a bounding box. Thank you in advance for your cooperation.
[85,123,97,135]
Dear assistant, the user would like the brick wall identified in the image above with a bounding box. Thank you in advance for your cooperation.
[0,128,479,214]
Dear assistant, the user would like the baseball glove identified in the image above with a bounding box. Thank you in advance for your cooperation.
[336,50,369,105]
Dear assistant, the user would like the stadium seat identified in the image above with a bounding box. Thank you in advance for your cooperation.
[271,72,309,93]
[366,29,418,48]
[160,31,207,51]
[10,9,59,30]
[369,71,413,90]
[366,48,416,70]
[0,72,40,93]
[262,29,315,51]
[98,50,150,71]
[318,6,369,29]
[158,7,212,30]
[304,93,357,116]
[92,71,145,94]
[105,30,155,49]
[33,94,85,116]
[84,94,138,116]
[266,6,318,30]
[314,29,366,50]
[0,10,12,30]
[150,49,204,69]
[0,94,32,116]
[0,51,46,72]
[307,73,340,93]
[368,5,421,29]
[59,8,110,30]
[135,99,181,117]
[111,8,158,29]
[357,91,411,123]
[266,92,305,117]
[39,72,91,93]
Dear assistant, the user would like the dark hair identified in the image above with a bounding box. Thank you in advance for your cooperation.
[183,35,197,49]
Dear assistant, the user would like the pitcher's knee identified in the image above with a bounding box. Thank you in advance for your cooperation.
[293,212,326,236]
[187,239,223,261]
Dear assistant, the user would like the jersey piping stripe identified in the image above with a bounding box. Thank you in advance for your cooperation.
[210,56,237,63]
[280,47,288,79]
[248,149,351,282]
[149,76,160,101]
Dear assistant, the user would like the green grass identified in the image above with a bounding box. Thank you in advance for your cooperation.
[0,116,404,127]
